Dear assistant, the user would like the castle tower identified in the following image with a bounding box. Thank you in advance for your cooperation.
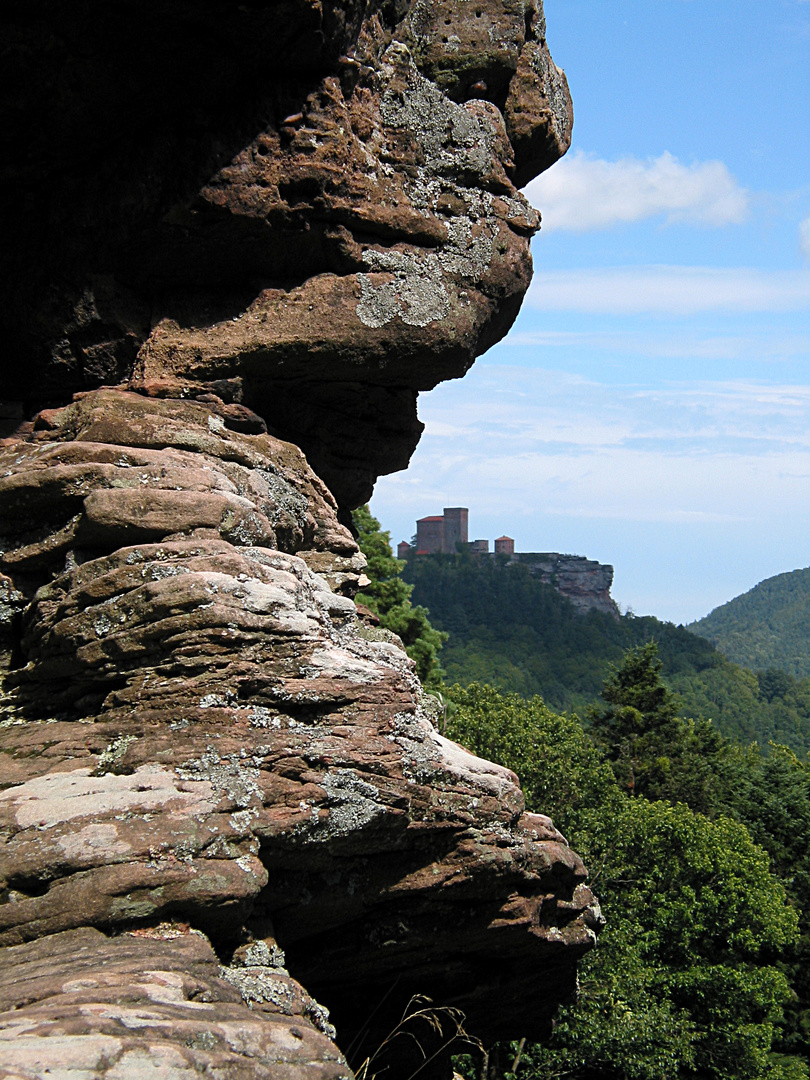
[494,536,515,555]
[442,507,468,553]
[416,515,444,554]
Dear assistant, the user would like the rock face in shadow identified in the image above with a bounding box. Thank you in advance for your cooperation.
[0,0,571,510]
[0,3,596,1078]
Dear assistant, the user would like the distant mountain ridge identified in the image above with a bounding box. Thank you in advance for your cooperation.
[690,567,810,679]
[403,553,810,754]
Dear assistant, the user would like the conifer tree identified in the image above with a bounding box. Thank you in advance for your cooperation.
[352,505,446,687]
[588,641,681,795]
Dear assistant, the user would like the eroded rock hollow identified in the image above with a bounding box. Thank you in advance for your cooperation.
[0,3,600,1077]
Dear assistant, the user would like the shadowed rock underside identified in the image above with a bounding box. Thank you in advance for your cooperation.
[1,0,571,511]
[0,3,599,1078]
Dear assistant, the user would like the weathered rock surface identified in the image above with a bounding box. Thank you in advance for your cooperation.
[0,391,601,1077]
[0,0,571,509]
[0,926,350,1079]
[510,553,621,619]
[0,3,593,1077]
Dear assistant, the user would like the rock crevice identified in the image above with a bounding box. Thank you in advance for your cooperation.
[0,3,595,1077]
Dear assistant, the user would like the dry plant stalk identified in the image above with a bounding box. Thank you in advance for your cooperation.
[356,994,481,1080]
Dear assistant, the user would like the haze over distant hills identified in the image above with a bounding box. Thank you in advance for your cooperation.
[690,568,810,680]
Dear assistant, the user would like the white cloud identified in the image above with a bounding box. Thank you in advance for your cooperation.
[374,365,810,552]
[524,150,749,232]
[372,362,810,622]
[527,266,810,315]
[414,366,810,455]
[800,215,810,257]
[506,329,810,362]
[450,447,810,525]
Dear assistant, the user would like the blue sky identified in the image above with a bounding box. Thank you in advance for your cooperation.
[370,0,810,625]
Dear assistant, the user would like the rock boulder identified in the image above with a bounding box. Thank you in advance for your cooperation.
[0,3,597,1077]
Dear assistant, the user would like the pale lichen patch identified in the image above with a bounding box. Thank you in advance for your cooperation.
[0,765,218,829]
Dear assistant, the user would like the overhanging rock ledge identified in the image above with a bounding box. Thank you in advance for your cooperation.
[0,3,599,1078]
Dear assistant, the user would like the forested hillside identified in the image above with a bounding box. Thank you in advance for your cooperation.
[444,675,810,1080]
[355,511,810,1079]
[402,552,810,754]
[691,567,810,679]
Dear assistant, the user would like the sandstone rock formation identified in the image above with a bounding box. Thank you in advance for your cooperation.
[1,0,571,512]
[0,926,349,1080]
[0,3,599,1078]
[0,391,600,1075]
[510,553,621,620]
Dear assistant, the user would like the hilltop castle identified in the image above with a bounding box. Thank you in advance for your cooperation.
[398,506,515,557]
[398,508,619,620]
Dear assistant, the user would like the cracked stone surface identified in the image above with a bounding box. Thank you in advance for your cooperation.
[0,0,571,510]
[0,3,593,1078]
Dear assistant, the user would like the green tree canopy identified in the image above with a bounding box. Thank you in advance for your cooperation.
[444,679,803,1080]
[588,642,684,797]
[549,799,799,1080]
[592,641,679,734]
[444,682,622,836]
[690,567,810,680]
[404,553,810,754]
[352,505,446,687]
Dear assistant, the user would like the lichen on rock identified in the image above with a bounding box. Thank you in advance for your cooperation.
[0,3,593,1078]
[0,386,600,1077]
[0,0,568,511]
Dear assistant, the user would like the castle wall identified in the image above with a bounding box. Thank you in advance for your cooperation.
[442,507,469,553]
[416,516,444,554]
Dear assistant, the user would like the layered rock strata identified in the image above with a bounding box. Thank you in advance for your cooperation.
[0,926,349,1080]
[0,391,601,1077]
[510,553,621,620]
[0,2,595,1076]
[0,0,571,510]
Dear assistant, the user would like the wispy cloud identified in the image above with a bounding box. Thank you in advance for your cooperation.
[376,366,810,533]
[800,215,810,257]
[527,266,810,315]
[506,329,810,362]
[373,363,810,621]
[524,150,749,232]
[417,366,810,452]
[446,447,810,524]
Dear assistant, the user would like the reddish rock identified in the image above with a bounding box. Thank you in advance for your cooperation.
[0,4,593,1077]
[0,0,571,510]
[0,392,601,1078]
[0,926,351,1079]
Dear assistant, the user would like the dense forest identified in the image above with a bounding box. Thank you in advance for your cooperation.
[691,568,810,680]
[353,509,810,1080]
[445,677,810,1080]
[401,550,810,756]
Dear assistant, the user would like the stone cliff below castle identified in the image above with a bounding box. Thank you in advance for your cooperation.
[510,553,620,620]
